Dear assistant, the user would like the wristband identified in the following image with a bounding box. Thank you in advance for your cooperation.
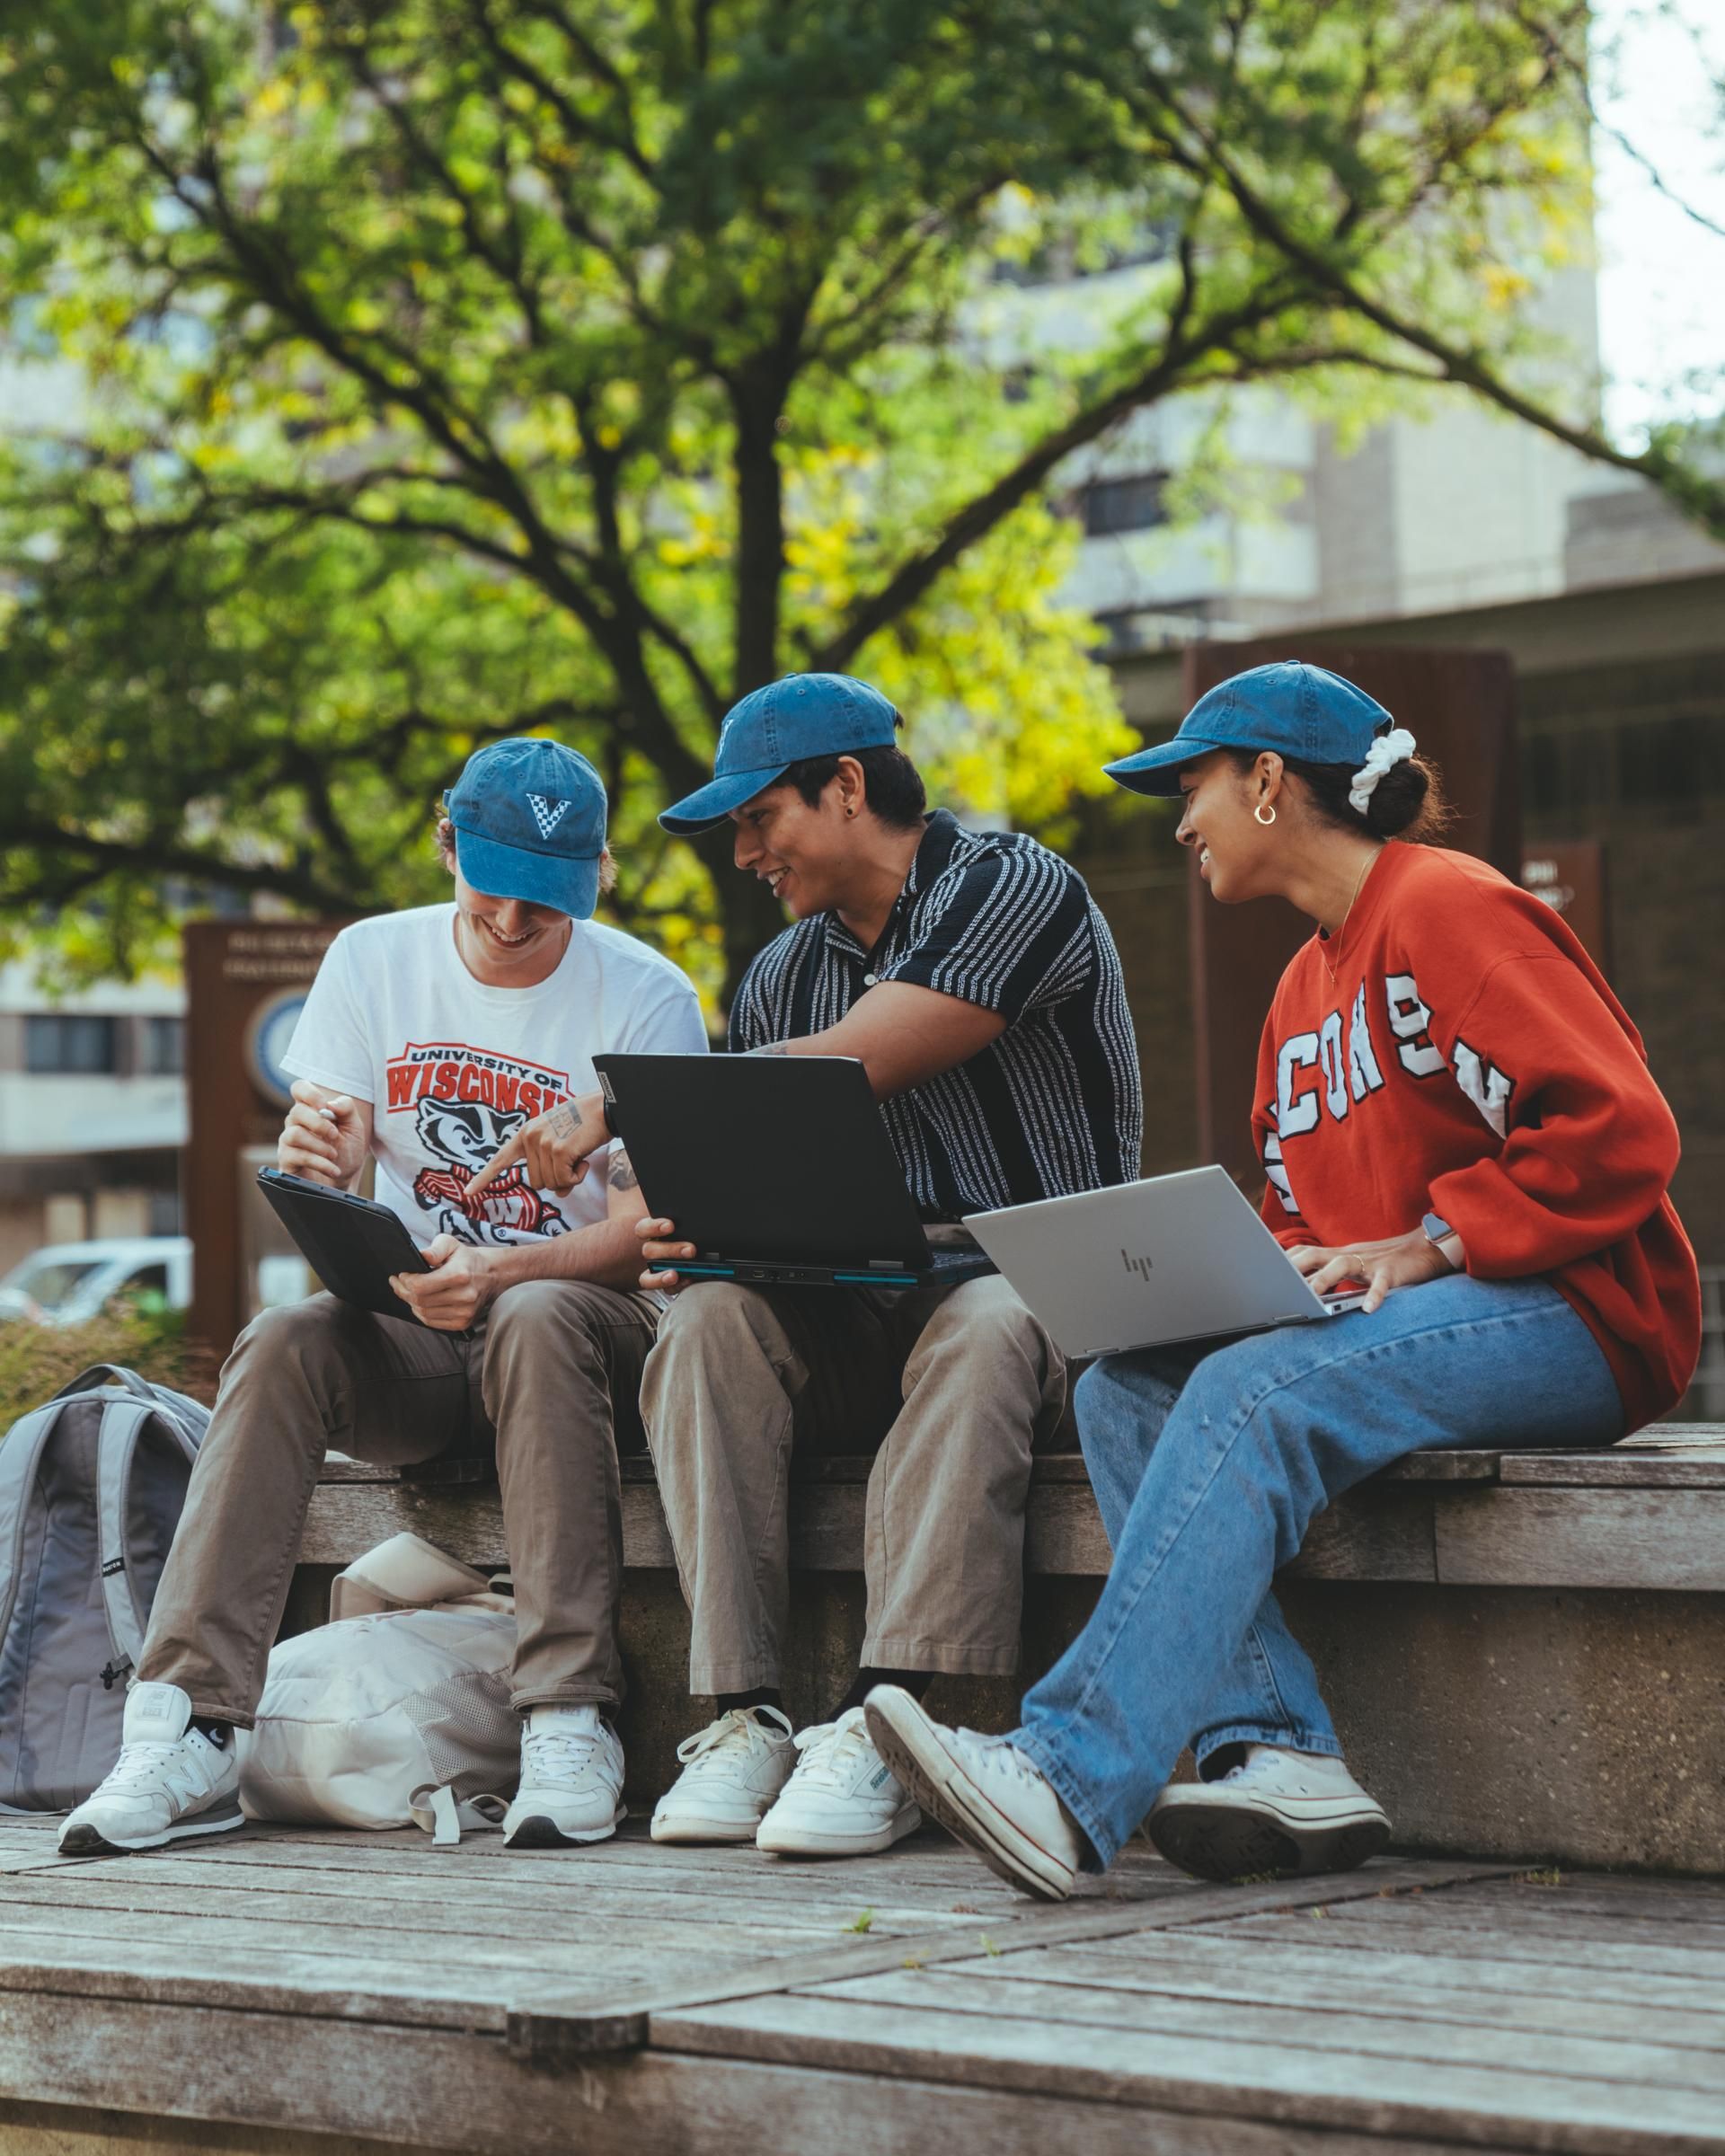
[1421,1211,1462,1269]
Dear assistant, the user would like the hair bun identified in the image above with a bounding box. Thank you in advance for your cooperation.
[1366,759,1432,838]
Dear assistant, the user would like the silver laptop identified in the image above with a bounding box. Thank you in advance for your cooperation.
[963,1165,1367,1359]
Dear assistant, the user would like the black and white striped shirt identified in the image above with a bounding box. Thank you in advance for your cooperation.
[730,811,1142,1217]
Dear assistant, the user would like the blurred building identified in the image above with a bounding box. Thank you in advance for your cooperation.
[998,230,1725,1413]
[0,965,187,1272]
[988,244,1725,650]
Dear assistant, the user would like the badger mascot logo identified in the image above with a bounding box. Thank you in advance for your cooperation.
[411,1096,569,1244]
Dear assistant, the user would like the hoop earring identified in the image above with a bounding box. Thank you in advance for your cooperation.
[1253,801,1277,826]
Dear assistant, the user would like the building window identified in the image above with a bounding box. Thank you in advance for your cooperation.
[25,1015,118,1074]
[1082,473,1167,538]
[143,1016,186,1074]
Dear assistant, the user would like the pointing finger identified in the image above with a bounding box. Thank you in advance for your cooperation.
[465,1133,522,1201]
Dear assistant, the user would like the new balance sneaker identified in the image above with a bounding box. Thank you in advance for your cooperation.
[756,1708,921,1858]
[502,1704,626,1850]
[650,1704,797,1845]
[863,1685,1085,1901]
[1149,1745,1391,1882]
[58,1683,243,1857]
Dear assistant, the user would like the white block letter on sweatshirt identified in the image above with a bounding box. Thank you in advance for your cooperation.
[1453,1037,1515,1137]
[1385,973,1446,1078]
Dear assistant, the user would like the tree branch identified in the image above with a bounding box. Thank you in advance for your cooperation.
[809,266,1300,671]
[462,0,657,190]
[0,821,360,914]
[1144,81,1725,533]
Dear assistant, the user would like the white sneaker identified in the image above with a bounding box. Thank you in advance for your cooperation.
[650,1704,797,1844]
[756,1708,922,1858]
[58,1683,243,1857]
[1149,1745,1391,1882]
[863,1684,1085,1901]
[502,1705,626,1849]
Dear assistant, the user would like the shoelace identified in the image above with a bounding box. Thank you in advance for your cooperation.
[1221,1747,1317,1794]
[974,1736,1047,1792]
[522,1725,613,1783]
[100,1739,214,1800]
[674,1706,792,1773]
[787,1712,875,1791]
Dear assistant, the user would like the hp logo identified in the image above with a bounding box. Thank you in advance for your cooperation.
[1120,1248,1154,1281]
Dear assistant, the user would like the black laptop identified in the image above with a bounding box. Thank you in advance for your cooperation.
[593,1053,995,1290]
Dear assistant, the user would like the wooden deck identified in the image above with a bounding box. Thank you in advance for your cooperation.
[3,1815,1723,2154]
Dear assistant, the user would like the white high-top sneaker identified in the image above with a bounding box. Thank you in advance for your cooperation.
[58,1683,243,1857]
[756,1707,921,1858]
[502,1704,626,1850]
[1149,1745,1391,1882]
[650,1705,797,1845]
[863,1685,1085,1901]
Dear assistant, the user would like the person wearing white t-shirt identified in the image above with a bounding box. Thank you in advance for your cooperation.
[60,739,707,1861]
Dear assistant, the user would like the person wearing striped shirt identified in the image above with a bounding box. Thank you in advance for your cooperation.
[639,674,1140,1861]
[485,673,1141,1863]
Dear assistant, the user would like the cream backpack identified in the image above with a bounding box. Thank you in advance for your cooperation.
[236,1533,518,1843]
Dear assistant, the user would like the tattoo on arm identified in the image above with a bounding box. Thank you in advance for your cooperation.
[549,1101,579,1139]
[608,1148,640,1191]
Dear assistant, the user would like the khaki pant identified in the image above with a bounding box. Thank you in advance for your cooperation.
[640,1276,1067,1693]
[138,1281,657,1723]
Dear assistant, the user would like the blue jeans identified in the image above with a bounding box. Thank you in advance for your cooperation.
[1013,1275,1623,1868]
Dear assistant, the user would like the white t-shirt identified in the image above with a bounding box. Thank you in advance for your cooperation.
[280,904,707,1250]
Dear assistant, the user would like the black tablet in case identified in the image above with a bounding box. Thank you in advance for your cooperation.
[256,1168,432,1326]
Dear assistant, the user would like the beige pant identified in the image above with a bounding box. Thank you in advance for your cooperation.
[138,1281,657,1722]
[639,1276,1067,1693]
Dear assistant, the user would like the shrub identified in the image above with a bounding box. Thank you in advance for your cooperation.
[0,1303,217,1427]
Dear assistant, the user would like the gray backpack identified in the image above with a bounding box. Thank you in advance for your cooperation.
[0,1365,208,1809]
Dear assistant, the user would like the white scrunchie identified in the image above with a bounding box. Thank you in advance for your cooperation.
[1349,728,1418,817]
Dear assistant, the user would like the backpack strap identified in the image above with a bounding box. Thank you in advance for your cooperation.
[93,1396,164,1692]
[0,1400,75,1651]
[54,1367,207,1462]
[51,1365,159,1405]
[410,1785,509,1845]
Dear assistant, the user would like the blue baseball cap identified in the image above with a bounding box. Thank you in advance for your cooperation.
[1103,661,1396,797]
[659,673,900,835]
[445,738,607,919]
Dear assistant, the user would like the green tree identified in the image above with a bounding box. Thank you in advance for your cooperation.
[1,0,1719,1004]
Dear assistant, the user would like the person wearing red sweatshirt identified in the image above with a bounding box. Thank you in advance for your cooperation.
[864,660,1702,1900]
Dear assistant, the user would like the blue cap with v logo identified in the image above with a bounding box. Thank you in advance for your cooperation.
[445,738,607,918]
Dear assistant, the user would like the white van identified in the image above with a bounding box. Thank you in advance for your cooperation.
[0,1238,193,1328]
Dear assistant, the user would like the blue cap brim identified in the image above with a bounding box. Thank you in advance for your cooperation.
[658,764,790,835]
[1101,733,1225,798]
[452,823,601,920]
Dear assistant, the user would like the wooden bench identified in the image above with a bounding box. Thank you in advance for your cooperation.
[296,1428,1725,1877]
[304,1427,1725,1591]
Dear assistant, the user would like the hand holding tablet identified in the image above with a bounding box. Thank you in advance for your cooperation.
[255,1170,439,1329]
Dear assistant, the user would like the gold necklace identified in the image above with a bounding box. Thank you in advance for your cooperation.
[1322,846,1383,984]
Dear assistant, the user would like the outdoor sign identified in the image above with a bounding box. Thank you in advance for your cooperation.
[182,921,353,1358]
[1521,840,1608,970]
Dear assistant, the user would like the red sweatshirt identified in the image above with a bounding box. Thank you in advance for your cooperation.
[1250,842,1700,1432]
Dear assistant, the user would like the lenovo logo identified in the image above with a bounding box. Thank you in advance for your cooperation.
[1120,1248,1153,1280]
